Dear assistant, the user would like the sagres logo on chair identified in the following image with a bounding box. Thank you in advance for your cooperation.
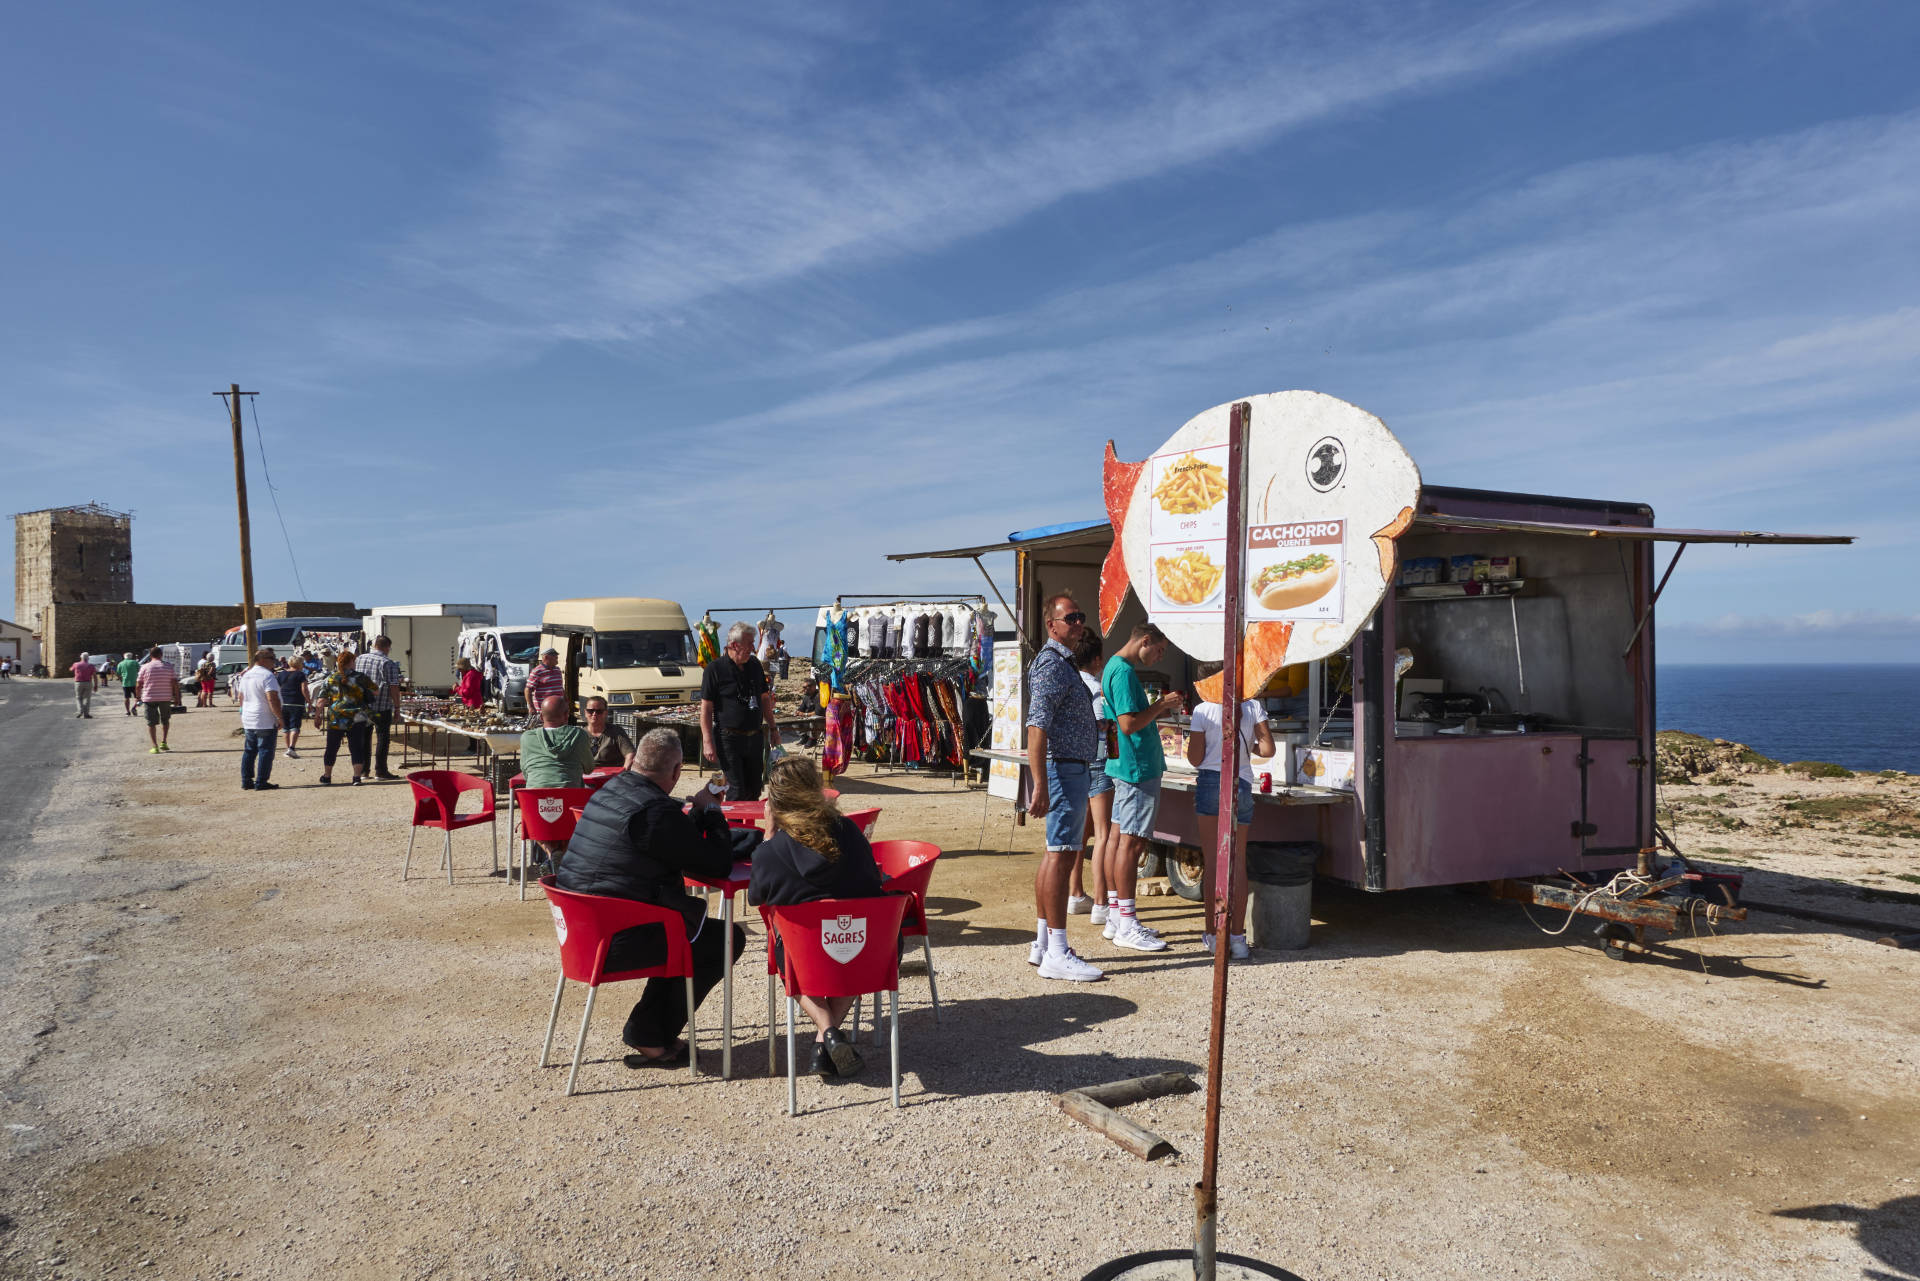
[548,904,567,942]
[822,914,867,963]
[537,797,565,823]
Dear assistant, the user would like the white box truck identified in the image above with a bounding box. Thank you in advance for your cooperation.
[363,614,463,693]
[368,603,498,627]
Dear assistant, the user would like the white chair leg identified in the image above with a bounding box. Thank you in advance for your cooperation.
[403,826,417,881]
[922,936,941,1023]
[565,985,598,1096]
[685,974,698,1078]
[442,831,454,885]
[766,974,777,1076]
[518,829,527,901]
[491,819,498,873]
[890,987,901,1109]
[851,995,860,1047]
[786,996,798,1117]
[539,973,566,1066]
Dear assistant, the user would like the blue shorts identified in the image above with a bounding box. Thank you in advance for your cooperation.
[1044,759,1092,852]
[1111,775,1162,839]
[1088,757,1113,797]
[1194,770,1254,824]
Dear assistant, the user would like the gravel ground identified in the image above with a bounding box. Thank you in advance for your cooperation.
[2,687,1916,1280]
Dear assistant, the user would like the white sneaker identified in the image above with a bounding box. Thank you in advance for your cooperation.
[1102,916,1118,940]
[1202,932,1216,953]
[1111,921,1168,952]
[1229,935,1251,961]
[1066,894,1094,915]
[1027,941,1044,966]
[1089,904,1108,926]
[1037,948,1104,982]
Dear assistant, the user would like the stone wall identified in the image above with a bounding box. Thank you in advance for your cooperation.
[258,601,360,620]
[42,602,245,668]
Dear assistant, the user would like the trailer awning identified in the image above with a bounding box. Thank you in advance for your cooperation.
[1411,513,1852,544]
[887,518,1112,562]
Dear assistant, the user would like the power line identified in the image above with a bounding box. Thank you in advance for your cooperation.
[245,395,309,599]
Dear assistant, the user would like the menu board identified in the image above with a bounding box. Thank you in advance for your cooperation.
[1245,519,1344,624]
[1146,445,1229,618]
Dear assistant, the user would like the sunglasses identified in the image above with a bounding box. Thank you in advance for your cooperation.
[1054,612,1087,626]
[585,707,608,715]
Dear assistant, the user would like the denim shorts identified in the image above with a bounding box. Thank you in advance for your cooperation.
[1044,760,1092,851]
[1194,770,1254,824]
[1088,756,1113,797]
[1111,774,1162,839]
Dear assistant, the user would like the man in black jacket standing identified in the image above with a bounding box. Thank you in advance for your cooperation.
[556,727,745,1067]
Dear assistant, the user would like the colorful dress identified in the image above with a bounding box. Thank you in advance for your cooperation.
[695,616,720,666]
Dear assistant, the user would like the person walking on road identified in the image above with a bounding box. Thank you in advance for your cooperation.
[315,651,378,786]
[136,648,180,752]
[0,657,10,679]
[69,653,97,718]
[355,636,405,781]
[236,648,285,791]
[115,652,140,715]
[1100,622,1185,952]
[699,622,781,802]
[1022,594,1103,982]
[274,656,309,758]
[524,648,566,714]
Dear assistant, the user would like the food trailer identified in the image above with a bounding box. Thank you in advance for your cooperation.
[892,470,1848,951]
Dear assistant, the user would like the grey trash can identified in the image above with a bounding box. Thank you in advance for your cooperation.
[1245,842,1319,951]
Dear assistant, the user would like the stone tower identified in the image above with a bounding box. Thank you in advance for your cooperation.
[12,503,134,634]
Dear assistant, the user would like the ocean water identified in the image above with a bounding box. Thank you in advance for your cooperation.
[1658,664,1920,774]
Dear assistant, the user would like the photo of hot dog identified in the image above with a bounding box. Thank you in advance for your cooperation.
[1250,552,1339,610]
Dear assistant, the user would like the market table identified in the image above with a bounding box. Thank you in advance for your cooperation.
[682,860,755,1080]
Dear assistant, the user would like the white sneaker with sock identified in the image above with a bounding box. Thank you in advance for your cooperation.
[1202,932,1216,953]
[1066,894,1094,915]
[1089,904,1108,925]
[1028,941,1043,966]
[1229,934,1251,961]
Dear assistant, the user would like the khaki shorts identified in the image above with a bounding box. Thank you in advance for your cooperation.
[144,703,173,727]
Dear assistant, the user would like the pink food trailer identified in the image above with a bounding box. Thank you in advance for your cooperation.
[892,483,1848,952]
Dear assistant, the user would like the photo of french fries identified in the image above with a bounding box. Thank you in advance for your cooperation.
[1152,452,1227,515]
[1154,547,1224,606]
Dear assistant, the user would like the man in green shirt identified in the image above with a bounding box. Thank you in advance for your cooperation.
[116,652,141,716]
[1100,622,1186,952]
[518,695,596,876]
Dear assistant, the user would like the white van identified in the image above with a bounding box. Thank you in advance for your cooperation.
[540,598,702,710]
[456,623,543,711]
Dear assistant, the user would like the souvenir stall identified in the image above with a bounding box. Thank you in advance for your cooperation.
[810,596,996,781]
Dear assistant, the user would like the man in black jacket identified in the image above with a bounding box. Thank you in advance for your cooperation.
[556,727,745,1067]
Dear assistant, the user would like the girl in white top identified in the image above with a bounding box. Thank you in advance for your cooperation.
[1185,662,1276,959]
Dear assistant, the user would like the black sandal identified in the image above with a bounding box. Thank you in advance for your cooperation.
[623,1041,689,1069]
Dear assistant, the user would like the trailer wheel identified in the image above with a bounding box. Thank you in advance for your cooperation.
[1164,844,1204,902]
[1139,844,1166,879]
[1598,922,1634,960]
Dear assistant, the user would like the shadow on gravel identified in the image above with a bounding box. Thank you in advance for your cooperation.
[906,992,1195,1100]
[1775,1197,1920,1280]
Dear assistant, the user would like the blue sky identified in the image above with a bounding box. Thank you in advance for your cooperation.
[3,1,1915,661]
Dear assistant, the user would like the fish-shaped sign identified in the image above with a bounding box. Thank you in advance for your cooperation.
[1104,390,1419,701]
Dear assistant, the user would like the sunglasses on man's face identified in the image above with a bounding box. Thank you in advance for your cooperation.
[585,707,607,715]
[1054,612,1086,626]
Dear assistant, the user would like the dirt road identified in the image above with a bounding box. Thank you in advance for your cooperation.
[2,682,1915,1279]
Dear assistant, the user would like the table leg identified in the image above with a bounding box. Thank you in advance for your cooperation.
[721,890,734,1080]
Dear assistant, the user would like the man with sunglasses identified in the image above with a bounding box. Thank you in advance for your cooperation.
[1023,595,1103,982]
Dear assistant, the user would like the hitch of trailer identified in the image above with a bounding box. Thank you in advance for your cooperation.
[1488,872,1746,959]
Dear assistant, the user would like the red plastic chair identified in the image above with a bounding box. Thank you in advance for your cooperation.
[762,895,910,1114]
[538,877,699,1095]
[843,807,882,839]
[403,770,498,884]
[584,767,623,791]
[871,840,942,1024]
[514,787,592,901]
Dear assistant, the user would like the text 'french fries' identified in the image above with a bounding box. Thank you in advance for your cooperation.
[1155,548,1223,606]
[1152,453,1227,514]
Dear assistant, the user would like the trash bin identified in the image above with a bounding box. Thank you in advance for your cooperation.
[1245,842,1319,951]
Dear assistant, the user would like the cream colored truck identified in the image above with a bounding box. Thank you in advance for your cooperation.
[539,598,703,712]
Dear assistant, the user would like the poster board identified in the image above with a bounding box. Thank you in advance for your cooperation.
[988,642,1023,800]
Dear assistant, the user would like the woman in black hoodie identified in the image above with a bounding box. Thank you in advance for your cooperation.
[749,756,885,1080]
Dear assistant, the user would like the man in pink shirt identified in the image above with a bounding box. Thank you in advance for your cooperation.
[136,647,182,752]
[69,653,97,718]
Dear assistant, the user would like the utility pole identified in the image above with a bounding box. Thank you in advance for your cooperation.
[217,384,260,655]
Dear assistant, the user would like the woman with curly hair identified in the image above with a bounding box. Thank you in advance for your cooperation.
[749,756,886,1080]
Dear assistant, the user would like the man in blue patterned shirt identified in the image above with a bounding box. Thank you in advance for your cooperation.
[1023,594,1103,983]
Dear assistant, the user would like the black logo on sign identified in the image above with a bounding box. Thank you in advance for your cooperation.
[1306,437,1345,492]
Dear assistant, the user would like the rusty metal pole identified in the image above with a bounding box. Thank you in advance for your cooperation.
[221,384,260,655]
[1194,400,1250,1281]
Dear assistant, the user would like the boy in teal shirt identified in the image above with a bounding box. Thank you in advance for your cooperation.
[1100,622,1185,951]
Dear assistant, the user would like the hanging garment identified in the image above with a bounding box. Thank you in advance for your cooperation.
[823,694,853,776]
[928,613,943,653]
[695,617,720,666]
[888,614,906,658]
[823,608,848,691]
[866,613,888,658]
